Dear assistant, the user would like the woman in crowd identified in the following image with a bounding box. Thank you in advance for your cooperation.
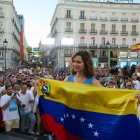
[65,51,101,86]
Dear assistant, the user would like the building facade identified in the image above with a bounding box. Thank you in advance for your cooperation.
[50,0,140,68]
[0,0,28,69]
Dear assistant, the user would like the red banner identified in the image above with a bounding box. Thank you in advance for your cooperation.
[20,31,24,60]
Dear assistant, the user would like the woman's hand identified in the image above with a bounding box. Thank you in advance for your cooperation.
[136,93,140,103]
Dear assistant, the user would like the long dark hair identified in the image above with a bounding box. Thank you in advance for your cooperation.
[71,51,94,78]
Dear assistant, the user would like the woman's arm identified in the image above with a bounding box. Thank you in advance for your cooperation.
[64,76,68,81]
[136,93,140,103]
[93,79,101,86]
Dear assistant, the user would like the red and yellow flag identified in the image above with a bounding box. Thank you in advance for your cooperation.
[131,43,140,51]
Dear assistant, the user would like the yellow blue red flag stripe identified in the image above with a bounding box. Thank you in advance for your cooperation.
[38,78,140,140]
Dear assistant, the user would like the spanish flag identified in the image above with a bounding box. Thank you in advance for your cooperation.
[38,78,140,140]
[131,43,140,51]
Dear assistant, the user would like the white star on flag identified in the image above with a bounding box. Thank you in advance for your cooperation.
[71,114,76,119]
[60,117,64,122]
[64,114,66,118]
[66,113,69,118]
[88,123,93,128]
[94,131,99,137]
[80,117,85,122]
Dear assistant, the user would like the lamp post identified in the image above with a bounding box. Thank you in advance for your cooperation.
[3,39,8,71]
[106,41,110,67]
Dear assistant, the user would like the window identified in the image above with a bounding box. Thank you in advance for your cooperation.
[80,11,85,19]
[91,23,95,31]
[122,25,126,32]
[0,21,3,31]
[102,51,107,57]
[91,11,96,19]
[0,7,3,15]
[80,23,85,30]
[66,22,71,29]
[112,12,116,17]
[132,25,136,32]
[122,13,126,18]
[132,13,136,17]
[120,52,128,58]
[0,51,3,57]
[101,37,105,45]
[101,12,106,19]
[132,38,136,45]
[112,38,116,45]
[101,24,105,31]
[91,37,95,45]
[130,52,137,58]
[112,24,116,32]
[64,49,72,56]
[66,10,71,18]
[122,38,126,46]
[80,36,85,44]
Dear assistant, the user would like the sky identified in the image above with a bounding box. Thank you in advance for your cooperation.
[13,0,58,47]
[13,0,140,47]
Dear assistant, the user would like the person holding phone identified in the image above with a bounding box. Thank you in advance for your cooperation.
[1,84,20,132]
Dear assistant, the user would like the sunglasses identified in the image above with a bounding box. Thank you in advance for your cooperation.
[126,85,132,87]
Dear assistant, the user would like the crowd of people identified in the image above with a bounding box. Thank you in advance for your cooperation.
[0,50,140,139]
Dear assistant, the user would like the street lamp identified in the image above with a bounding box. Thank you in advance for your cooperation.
[3,39,8,71]
[106,41,110,67]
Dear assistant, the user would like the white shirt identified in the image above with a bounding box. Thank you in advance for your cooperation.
[1,94,19,121]
[17,91,34,113]
[134,83,140,90]
[138,104,140,123]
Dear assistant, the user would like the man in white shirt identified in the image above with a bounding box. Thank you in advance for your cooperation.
[1,84,19,132]
[17,83,36,133]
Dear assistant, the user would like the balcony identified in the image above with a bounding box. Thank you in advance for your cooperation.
[79,43,87,48]
[79,29,87,34]
[100,44,108,48]
[121,31,128,36]
[120,44,129,48]
[121,18,128,21]
[65,28,73,33]
[90,16,97,20]
[110,17,118,21]
[89,44,97,48]
[99,56,108,62]
[89,29,97,34]
[110,44,118,48]
[0,12,4,18]
[131,31,139,36]
[100,30,108,35]
[100,17,107,21]
[65,15,73,18]
[131,18,138,22]
[12,32,20,45]
[130,55,138,58]
[79,16,86,19]
[110,31,118,35]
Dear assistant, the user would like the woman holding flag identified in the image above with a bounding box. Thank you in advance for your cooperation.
[65,50,140,122]
[65,51,101,86]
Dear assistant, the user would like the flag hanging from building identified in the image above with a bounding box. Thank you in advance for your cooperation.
[38,78,140,140]
[131,43,140,51]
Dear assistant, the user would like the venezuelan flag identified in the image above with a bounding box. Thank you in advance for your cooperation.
[38,78,140,140]
[131,43,140,51]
